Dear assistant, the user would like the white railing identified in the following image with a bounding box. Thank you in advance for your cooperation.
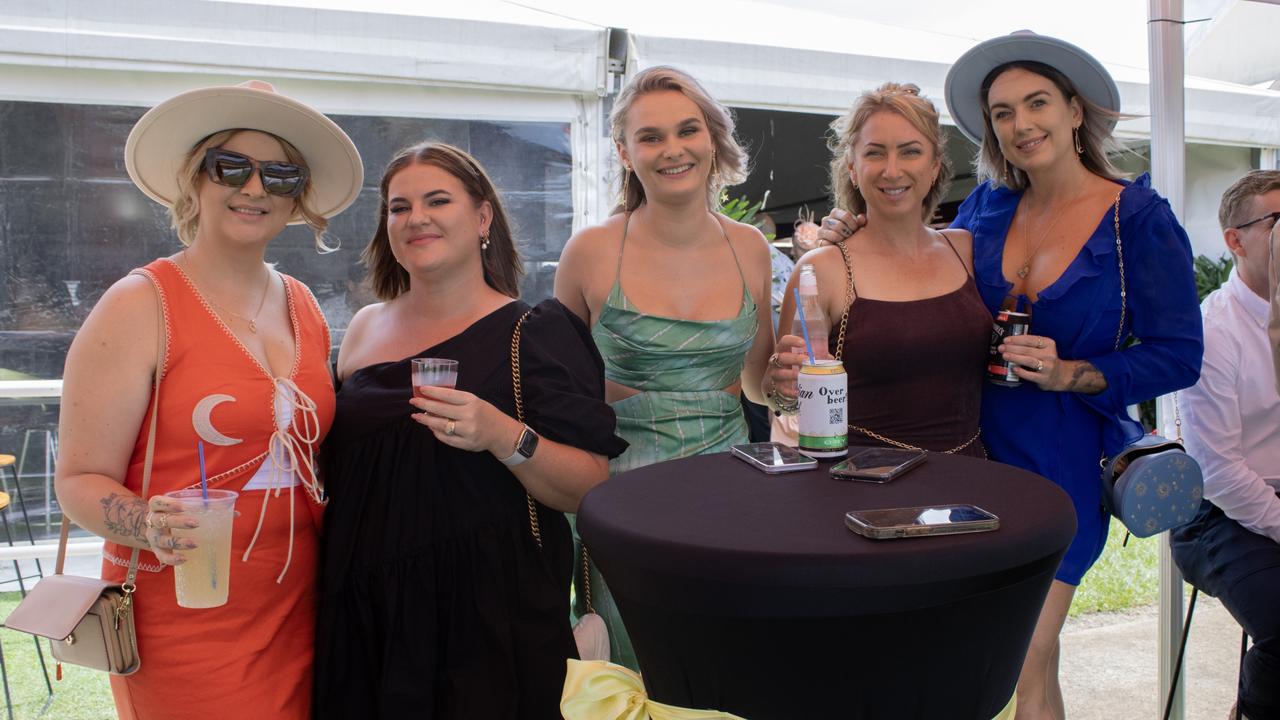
[0,539,102,562]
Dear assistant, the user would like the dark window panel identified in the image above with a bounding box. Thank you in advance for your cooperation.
[0,100,573,380]
[0,103,70,178]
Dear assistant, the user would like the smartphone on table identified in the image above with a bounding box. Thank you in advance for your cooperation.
[844,504,999,540]
[730,442,818,474]
[829,447,927,483]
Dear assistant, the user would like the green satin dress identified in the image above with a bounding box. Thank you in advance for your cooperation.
[574,214,758,670]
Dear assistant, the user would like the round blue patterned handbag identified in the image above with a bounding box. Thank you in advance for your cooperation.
[1100,431,1203,538]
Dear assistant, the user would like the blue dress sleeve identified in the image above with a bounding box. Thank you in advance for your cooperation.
[1078,193,1204,442]
[950,183,988,233]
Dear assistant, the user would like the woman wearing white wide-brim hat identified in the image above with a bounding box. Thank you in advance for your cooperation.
[819,32,1204,720]
[54,80,362,719]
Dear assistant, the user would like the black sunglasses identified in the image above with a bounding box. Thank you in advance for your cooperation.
[1233,211,1280,232]
[203,148,309,198]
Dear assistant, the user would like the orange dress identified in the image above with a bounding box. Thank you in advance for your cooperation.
[100,258,335,719]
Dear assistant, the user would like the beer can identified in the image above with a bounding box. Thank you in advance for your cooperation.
[987,310,1031,386]
[798,359,848,458]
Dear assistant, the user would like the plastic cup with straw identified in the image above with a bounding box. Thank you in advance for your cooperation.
[165,445,237,608]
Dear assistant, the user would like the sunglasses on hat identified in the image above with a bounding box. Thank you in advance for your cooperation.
[203,148,309,198]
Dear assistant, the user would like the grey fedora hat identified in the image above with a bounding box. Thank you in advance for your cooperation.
[944,31,1120,144]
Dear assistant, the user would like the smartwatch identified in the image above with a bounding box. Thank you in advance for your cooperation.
[499,424,539,467]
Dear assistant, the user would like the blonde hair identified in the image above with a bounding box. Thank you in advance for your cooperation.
[975,61,1126,191]
[609,66,748,213]
[828,82,952,222]
[362,141,523,301]
[169,129,330,249]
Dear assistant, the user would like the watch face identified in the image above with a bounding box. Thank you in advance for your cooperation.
[517,427,539,458]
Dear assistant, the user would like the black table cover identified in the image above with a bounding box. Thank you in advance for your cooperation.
[577,450,1077,719]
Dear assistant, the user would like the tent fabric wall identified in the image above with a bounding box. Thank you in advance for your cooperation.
[630,33,1280,149]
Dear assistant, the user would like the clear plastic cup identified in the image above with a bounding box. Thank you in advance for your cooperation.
[411,358,459,397]
[166,489,238,609]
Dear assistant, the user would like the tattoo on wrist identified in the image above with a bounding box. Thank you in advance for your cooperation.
[101,493,148,545]
[1067,362,1107,394]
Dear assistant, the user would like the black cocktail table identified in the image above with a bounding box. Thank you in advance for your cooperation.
[577,450,1076,719]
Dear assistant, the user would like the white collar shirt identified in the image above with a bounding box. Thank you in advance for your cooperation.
[1182,268,1280,543]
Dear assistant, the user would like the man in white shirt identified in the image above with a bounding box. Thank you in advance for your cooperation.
[1172,170,1280,720]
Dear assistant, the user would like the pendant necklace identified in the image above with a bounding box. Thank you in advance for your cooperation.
[181,249,273,333]
[1016,188,1081,280]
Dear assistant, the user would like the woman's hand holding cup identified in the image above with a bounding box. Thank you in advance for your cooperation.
[144,495,199,565]
[411,386,520,456]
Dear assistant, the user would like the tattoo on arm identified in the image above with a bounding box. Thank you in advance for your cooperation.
[1066,361,1108,394]
[101,493,149,546]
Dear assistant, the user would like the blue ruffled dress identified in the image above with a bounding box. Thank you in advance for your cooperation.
[952,174,1203,584]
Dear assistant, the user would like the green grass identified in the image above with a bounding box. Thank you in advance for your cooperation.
[0,592,114,719]
[1070,517,1162,616]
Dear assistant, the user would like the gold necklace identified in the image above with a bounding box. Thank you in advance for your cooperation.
[1015,189,1081,279]
[181,250,273,333]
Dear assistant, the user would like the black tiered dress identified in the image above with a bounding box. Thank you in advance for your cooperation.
[314,300,627,719]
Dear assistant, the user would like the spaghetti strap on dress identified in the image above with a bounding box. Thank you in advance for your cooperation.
[835,231,988,456]
[580,213,760,669]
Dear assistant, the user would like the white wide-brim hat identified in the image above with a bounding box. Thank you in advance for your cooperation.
[944,31,1121,144]
[124,80,363,222]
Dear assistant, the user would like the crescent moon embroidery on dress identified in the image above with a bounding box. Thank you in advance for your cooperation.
[192,394,244,446]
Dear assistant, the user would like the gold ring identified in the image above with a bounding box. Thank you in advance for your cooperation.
[446,420,456,436]
[1036,360,1044,372]
[768,353,783,369]
[144,511,157,529]
[1037,339,1045,349]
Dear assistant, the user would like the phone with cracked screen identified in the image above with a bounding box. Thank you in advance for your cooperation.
[844,504,999,540]
[829,447,927,483]
[730,442,818,474]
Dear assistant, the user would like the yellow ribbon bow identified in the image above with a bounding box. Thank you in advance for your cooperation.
[561,660,747,720]
[562,659,1016,720]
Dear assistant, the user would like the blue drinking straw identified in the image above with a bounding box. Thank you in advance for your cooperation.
[792,288,817,364]
[197,441,209,501]
[196,441,216,589]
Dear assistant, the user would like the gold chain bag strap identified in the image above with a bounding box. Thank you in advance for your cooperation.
[5,280,165,676]
[1099,189,1203,538]
[510,309,609,661]
[832,241,982,455]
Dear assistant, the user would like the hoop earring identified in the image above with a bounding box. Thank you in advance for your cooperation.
[1073,126,1084,155]
[620,165,632,210]
[480,230,491,251]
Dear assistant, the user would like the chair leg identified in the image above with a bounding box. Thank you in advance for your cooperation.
[7,467,45,578]
[0,512,26,597]
[1236,630,1249,720]
[0,633,14,720]
[1163,585,1199,720]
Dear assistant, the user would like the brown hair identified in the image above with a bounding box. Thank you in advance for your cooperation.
[976,61,1126,191]
[1218,170,1280,230]
[169,129,330,249]
[827,82,952,221]
[609,66,748,213]
[362,141,523,301]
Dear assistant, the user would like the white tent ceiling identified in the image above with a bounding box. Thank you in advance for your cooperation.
[203,0,1280,146]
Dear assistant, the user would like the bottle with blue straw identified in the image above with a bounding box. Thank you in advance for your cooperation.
[792,287,849,458]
